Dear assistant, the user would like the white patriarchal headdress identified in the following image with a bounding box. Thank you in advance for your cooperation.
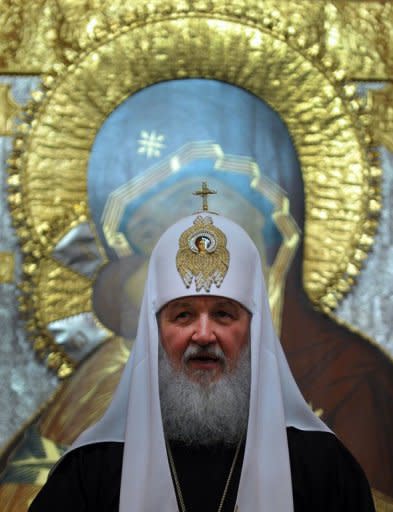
[72,212,329,512]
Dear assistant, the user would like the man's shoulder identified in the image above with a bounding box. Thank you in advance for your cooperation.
[63,441,124,466]
[286,426,340,453]
[73,441,124,455]
[49,441,124,488]
[29,442,124,511]
[286,426,363,474]
[286,427,375,511]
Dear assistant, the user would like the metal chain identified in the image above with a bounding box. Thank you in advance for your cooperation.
[166,435,243,512]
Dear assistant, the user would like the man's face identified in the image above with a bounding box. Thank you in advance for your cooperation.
[158,295,251,382]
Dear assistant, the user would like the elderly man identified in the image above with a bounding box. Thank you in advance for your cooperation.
[29,212,375,512]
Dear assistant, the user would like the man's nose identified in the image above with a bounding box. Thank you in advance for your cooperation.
[191,315,216,345]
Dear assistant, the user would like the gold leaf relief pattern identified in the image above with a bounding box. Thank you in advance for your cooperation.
[0,252,14,283]
[15,238,94,374]
[0,1,392,79]
[0,84,20,136]
[0,1,60,72]
[3,1,383,372]
[37,260,92,323]
[368,85,393,153]
[329,1,393,79]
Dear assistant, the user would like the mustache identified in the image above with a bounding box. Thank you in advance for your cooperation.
[182,343,226,365]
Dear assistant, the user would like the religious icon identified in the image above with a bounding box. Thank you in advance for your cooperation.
[195,236,209,254]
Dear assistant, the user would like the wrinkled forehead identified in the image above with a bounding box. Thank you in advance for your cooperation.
[149,214,262,313]
[158,294,252,316]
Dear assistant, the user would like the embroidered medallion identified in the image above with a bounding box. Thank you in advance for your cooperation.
[176,215,229,291]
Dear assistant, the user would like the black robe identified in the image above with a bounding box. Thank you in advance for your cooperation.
[29,427,375,511]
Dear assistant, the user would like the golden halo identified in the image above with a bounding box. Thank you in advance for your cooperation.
[7,1,380,375]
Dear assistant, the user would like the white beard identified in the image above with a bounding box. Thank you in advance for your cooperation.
[158,343,251,446]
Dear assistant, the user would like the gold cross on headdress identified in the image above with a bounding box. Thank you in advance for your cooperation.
[193,182,216,211]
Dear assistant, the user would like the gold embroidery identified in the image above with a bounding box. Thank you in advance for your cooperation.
[176,216,229,292]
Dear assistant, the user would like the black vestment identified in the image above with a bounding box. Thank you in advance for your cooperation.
[29,427,375,511]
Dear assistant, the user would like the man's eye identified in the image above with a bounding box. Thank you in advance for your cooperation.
[175,311,190,320]
[215,310,232,319]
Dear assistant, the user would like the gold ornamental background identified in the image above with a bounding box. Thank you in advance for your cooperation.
[2,0,392,375]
